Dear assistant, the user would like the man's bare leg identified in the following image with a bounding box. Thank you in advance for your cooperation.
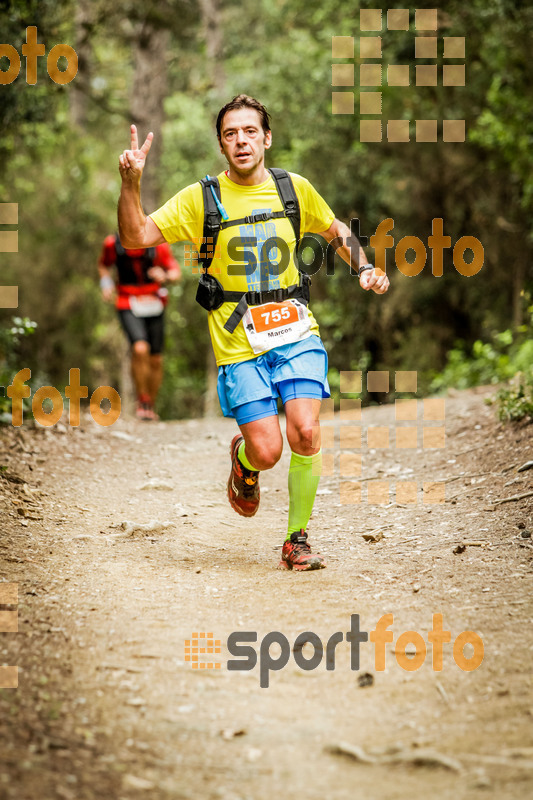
[131,340,151,400]
[148,353,163,406]
[227,414,282,517]
[284,397,322,455]
[238,414,284,470]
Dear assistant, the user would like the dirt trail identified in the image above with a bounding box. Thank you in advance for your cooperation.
[1,388,532,800]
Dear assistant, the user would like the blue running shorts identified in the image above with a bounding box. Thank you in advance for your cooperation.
[217,335,330,425]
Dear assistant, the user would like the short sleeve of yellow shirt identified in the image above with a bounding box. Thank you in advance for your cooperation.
[150,171,335,366]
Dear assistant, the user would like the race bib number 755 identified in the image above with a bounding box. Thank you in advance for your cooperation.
[242,299,312,354]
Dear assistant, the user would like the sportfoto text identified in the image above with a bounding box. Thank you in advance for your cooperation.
[6,369,121,427]
[225,614,484,688]
[200,217,483,278]
[0,26,78,85]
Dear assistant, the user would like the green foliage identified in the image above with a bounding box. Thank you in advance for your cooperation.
[0,0,77,183]
[0,317,37,360]
[431,322,532,391]
[468,0,533,214]
[431,333,514,391]
[494,374,533,423]
[431,303,533,422]
[0,317,38,422]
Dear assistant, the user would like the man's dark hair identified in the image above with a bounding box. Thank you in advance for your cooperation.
[216,94,271,139]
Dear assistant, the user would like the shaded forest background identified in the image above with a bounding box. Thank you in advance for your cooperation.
[1,0,532,419]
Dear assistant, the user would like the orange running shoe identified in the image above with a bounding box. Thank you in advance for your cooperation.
[278,530,326,571]
[227,434,260,517]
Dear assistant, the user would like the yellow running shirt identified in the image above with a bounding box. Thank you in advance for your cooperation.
[150,171,335,366]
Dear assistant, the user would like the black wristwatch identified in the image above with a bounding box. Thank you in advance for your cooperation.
[357,263,374,278]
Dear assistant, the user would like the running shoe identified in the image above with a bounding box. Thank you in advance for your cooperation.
[136,402,150,421]
[278,530,326,571]
[227,434,260,517]
[143,405,160,421]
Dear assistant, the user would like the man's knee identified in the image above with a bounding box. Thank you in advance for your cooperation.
[246,439,283,471]
[132,340,150,356]
[287,418,319,453]
[150,353,162,366]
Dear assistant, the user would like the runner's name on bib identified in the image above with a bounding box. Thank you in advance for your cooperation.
[242,299,312,354]
[129,295,164,318]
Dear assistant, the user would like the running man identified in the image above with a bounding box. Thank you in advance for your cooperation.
[117,94,389,569]
[98,233,181,420]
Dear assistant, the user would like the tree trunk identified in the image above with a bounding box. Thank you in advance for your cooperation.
[512,254,526,329]
[70,0,93,128]
[130,22,169,213]
[198,0,226,93]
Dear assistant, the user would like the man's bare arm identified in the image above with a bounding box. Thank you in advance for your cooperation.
[117,124,165,248]
[97,260,115,302]
[165,264,181,282]
[319,218,389,295]
[147,265,181,284]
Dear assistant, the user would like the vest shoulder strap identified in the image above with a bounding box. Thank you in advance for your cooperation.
[267,168,301,249]
[199,176,222,271]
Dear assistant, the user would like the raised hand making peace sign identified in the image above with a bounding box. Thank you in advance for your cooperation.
[118,124,154,183]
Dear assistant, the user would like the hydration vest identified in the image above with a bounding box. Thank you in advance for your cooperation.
[114,234,157,286]
[195,168,310,334]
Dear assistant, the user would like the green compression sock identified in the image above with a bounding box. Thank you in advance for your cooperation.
[287,450,322,539]
[237,440,257,472]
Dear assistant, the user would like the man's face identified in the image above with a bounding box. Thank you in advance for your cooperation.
[219,108,272,176]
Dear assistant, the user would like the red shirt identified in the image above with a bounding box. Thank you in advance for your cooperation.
[100,235,180,311]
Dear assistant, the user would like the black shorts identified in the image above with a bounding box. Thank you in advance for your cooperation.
[118,310,165,354]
